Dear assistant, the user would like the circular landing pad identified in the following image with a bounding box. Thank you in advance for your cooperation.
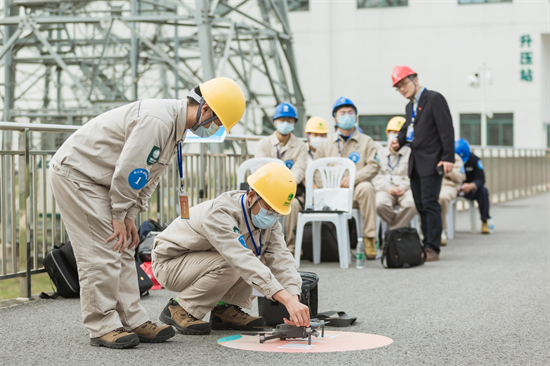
[217,331,393,353]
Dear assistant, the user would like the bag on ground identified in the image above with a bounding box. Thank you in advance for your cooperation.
[42,243,80,298]
[381,227,425,268]
[301,219,357,262]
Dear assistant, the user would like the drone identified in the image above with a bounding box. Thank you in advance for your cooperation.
[242,321,329,345]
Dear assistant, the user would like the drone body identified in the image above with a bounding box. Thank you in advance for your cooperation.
[243,321,328,346]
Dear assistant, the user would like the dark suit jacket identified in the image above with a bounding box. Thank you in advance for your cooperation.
[397,89,455,177]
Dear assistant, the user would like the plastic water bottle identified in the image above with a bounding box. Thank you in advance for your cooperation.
[356,241,366,269]
[488,218,494,233]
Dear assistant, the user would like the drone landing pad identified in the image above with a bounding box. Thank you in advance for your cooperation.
[217,331,393,353]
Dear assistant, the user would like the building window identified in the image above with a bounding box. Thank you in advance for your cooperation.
[460,114,481,146]
[458,0,512,4]
[357,0,408,8]
[288,0,309,12]
[358,115,403,142]
[487,113,513,146]
[547,124,550,148]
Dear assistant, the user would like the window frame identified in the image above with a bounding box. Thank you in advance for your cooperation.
[287,0,310,12]
[357,0,408,9]
[358,115,405,142]
[457,0,512,5]
[487,113,514,147]
[459,113,482,146]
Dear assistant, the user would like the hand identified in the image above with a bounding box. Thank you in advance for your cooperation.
[461,182,476,193]
[107,219,128,253]
[394,186,405,196]
[274,290,310,327]
[437,161,454,175]
[389,138,400,153]
[340,177,350,188]
[387,187,396,195]
[124,218,139,250]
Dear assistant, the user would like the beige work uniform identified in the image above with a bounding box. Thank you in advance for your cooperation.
[439,154,466,230]
[255,133,308,249]
[372,146,417,229]
[50,99,187,338]
[152,191,302,319]
[314,129,381,238]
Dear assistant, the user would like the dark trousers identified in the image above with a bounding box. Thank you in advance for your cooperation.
[463,186,491,221]
[410,166,443,253]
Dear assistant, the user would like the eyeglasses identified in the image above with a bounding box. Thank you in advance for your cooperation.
[254,196,282,217]
[394,78,411,91]
[336,110,356,117]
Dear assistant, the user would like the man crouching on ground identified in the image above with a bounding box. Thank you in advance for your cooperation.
[152,163,310,335]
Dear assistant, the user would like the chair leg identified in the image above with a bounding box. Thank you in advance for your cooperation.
[469,201,477,233]
[312,221,321,265]
[294,215,305,268]
[334,215,349,269]
[375,215,381,245]
[447,201,455,240]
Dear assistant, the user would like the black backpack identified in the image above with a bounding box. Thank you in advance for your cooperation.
[301,218,358,262]
[381,227,426,268]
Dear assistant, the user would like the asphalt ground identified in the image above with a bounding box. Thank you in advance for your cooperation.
[0,193,548,365]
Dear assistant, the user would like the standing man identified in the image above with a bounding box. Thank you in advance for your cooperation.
[255,102,309,254]
[455,138,492,234]
[389,66,455,261]
[304,117,329,166]
[50,77,246,349]
[315,97,380,259]
[152,163,309,334]
[372,117,417,229]
[438,153,466,245]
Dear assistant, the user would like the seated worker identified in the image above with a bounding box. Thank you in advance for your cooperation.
[438,153,466,245]
[255,102,308,253]
[305,117,329,167]
[372,117,417,229]
[455,138,492,234]
[315,97,381,259]
[152,163,309,335]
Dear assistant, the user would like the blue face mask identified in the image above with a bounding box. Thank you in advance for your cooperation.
[250,197,279,229]
[337,115,356,130]
[276,121,295,136]
[193,121,219,138]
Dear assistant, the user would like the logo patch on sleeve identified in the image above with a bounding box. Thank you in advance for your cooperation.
[374,152,380,163]
[233,226,240,233]
[349,152,360,163]
[460,166,465,174]
[284,159,294,169]
[238,235,247,248]
[147,146,161,165]
[128,169,149,190]
[477,160,484,170]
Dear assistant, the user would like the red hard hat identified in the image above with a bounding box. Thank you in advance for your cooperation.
[392,65,417,87]
[141,262,163,290]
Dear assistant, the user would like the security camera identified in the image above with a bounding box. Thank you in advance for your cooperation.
[467,73,480,88]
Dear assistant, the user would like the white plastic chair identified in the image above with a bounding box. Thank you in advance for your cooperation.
[237,158,285,187]
[294,158,356,269]
[447,197,477,239]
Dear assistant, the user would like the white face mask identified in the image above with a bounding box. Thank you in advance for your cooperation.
[194,121,220,138]
[309,136,326,149]
[387,132,398,142]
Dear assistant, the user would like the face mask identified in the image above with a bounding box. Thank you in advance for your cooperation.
[387,132,398,142]
[309,136,326,149]
[276,121,295,135]
[337,115,356,130]
[250,197,279,229]
[193,121,219,138]
[188,88,219,137]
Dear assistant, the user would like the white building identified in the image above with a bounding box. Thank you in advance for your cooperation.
[288,0,550,148]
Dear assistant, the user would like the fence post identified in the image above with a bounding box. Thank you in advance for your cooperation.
[18,128,32,300]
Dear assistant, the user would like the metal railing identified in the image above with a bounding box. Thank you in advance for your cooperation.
[1,121,549,299]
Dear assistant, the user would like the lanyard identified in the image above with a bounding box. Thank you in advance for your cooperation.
[176,140,184,188]
[387,155,402,171]
[411,88,425,125]
[337,128,356,156]
[240,194,262,258]
[308,149,314,160]
[276,145,286,160]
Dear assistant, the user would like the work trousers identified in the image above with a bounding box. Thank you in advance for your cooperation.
[353,182,377,239]
[439,186,459,231]
[463,186,491,221]
[50,162,149,338]
[376,190,417,229]
[285,195,304,251]
[410,167,443,253]
[152,251,253,319]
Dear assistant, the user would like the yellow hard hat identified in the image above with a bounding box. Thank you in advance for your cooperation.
[386,116,406,133]
[305,117,328,134]
[247,163,296,216]
[200,77,246,131]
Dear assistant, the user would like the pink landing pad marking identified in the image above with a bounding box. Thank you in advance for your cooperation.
[217,331,393,353]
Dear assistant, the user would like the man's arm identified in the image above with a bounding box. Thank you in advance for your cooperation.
[290,142,309,185]
[433,93,455,163]
[126,175,162,220]
[445,156,466,185]
[355,140,381,184]
[471,157,486,189]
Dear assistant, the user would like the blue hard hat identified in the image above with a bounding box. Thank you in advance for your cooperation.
[332,96,357,117]
[273,102,298,121]
[455,138,471,163]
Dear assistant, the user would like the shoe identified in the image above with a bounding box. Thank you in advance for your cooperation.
[424,247,440,262]
[441,232,447,246]
[364,238,376,260]
[131,320,175,343]
[210,304,266,331]
[90,328,140,349]
[159,299,211,335]
[481,221,490,234]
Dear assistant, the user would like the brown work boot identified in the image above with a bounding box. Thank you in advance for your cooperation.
[441,232,448,246]
[210,304,266,330]
[90,328,139,349]
[481,221,491,234]
[364,238,377,260]
[131,320,175,343]
[159,299,211,335]
[425,247,440,262]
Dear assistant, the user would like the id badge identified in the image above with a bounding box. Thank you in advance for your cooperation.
[406,124,414,142]
[385,172,392,184]
[179,188,190,220]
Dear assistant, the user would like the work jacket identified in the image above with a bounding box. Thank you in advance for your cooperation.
[52,99,187,222]
[442,154,466,192]
[464,153,485,190]
[152,190,302,300]
[372,146,411,192]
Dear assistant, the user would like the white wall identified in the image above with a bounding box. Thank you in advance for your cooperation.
[289,0,550,148]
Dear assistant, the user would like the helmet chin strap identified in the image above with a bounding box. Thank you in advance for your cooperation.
[188,89,217,131]
[408,75,417,101]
